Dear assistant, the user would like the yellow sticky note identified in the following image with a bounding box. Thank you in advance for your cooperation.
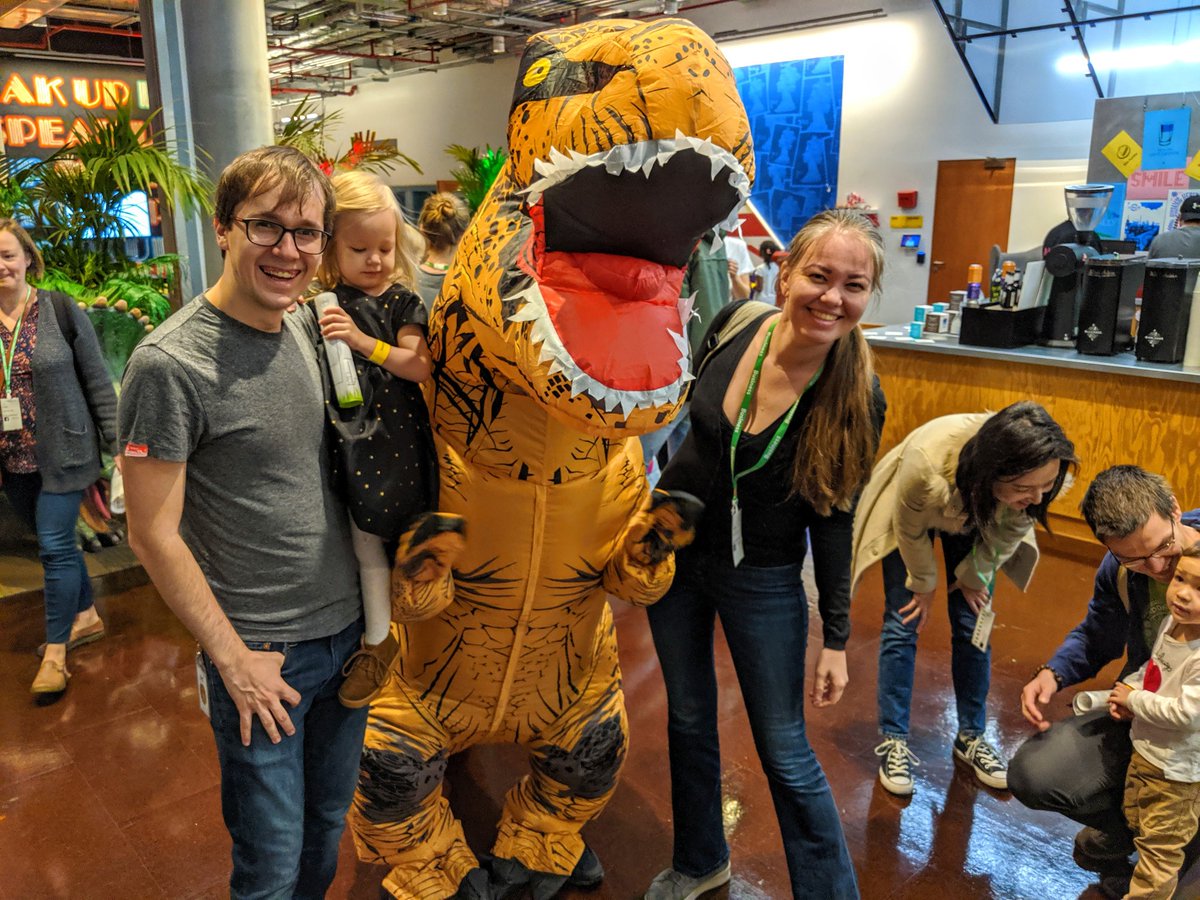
[889,215,923,228]
[1187,150,1200,182]
[1102,130,1142,178]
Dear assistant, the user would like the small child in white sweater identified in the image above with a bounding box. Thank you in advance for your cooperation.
[1108,543,1200,899]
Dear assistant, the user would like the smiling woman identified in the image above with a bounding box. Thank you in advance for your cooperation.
[851,401,1078,800]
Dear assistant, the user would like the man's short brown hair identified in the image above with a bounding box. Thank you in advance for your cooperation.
[1080,465,1175,541]
[213,145,335,231]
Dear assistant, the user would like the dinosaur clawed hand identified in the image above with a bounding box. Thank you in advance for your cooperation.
[391,513,467,621]
[625,489,704,567]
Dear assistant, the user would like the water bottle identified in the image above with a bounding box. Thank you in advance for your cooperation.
[312,292,364,408]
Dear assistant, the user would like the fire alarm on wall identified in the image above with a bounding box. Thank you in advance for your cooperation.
[897,190,918,209]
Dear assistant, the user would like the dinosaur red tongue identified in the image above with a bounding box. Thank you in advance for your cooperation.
[537,250,686,391]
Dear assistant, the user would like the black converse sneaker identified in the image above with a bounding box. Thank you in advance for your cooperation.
[875,737,920,796]
[953,733,1008,789]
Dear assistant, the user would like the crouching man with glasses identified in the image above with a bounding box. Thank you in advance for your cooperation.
[1008,465,1200,899]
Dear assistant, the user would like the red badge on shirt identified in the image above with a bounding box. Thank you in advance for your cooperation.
[1144,658,1162,693]
[124,441,148,458]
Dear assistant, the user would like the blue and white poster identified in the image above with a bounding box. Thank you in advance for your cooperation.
[1141,107,1191,171]
[734,56,844,242]
[1096,182,1126,240]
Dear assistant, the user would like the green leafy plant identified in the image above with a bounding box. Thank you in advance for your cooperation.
[276,94,421,176]
[445,143,507,212]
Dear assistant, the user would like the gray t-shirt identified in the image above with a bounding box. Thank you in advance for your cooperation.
[119,297,360,642]
[1148,225,1200,259]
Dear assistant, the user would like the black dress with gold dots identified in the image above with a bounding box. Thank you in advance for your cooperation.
[323,282,436,542]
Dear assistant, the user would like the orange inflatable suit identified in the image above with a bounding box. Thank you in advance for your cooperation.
[349,18,753,900]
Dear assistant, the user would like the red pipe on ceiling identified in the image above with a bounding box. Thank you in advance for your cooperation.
[268,40,436,64]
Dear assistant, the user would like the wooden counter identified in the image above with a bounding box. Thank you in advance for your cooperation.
[865,328,1200,544]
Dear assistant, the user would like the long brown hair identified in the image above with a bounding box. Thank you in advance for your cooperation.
[783,208,885,515]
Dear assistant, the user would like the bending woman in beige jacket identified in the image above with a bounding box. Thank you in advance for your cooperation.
[850,402,1076,797]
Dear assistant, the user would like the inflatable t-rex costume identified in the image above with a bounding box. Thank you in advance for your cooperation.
[350,18,753,899]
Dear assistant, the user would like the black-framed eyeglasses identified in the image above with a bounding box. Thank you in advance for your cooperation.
[234,217,330,255]
[1111,518,1176,566]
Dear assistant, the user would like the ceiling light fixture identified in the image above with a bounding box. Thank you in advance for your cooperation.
[430,3,448,16]
[492,35,506,53]
[662,0,680,14]
[1055,37,1200,75]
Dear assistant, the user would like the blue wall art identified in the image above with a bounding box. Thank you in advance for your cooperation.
[734,56,844,242]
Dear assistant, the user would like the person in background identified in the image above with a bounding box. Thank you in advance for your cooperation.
[1107,542,1200,900]
[723,229,754,300]
[120,146,367,898]
[415,192,470,312]
[645,209,887,900]
[750,238,783,305]
[313,170,436,708]
[0,218,117,695]
[640,229,730,487]
[1147,195,1200,259]
[852,402,1077,797]
[1009,466,1200,900]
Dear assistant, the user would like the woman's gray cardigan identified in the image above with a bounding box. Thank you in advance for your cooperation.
[26,289,118,493]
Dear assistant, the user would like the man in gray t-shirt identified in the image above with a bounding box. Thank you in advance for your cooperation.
[120,146,367,899]
[1148,195,1200,259]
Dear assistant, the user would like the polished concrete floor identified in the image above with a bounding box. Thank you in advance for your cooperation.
[0,540,1189,899]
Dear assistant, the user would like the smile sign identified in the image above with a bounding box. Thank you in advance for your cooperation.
[1,59,150,160]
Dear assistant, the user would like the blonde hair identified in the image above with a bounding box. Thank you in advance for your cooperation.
[782,208,885,515]
[418,192,470,254]
[0,218,44,281]
[317,170,417,290]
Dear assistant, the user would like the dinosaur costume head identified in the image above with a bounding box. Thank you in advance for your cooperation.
[432,18,753,438]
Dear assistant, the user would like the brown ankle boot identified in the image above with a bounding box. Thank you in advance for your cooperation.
[338,632,399,708]
[31,658,70,694]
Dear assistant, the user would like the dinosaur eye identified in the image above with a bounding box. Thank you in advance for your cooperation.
[510,50,631,113]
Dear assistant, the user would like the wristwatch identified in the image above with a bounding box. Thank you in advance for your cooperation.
[1032,663,1065,690]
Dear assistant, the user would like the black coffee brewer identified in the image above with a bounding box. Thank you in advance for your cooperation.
[1041,184,1111,347]
[1076,256,1146,355]
[1136,259,1200,363]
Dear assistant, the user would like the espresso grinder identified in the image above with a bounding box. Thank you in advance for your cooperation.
[1040,184,1111,347]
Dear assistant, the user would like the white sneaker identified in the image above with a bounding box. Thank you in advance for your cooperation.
[953,732,1008,790]
[644,862,732,900]
[875,737,920,796]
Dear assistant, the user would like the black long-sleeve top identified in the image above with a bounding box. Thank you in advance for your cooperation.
[658,303,886,650]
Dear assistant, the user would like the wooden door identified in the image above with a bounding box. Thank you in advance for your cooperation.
[928,158,1016,304]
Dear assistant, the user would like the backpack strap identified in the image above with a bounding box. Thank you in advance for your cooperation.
[1116,565,1130,613]
[692,299,777,385]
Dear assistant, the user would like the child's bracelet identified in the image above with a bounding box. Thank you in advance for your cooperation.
[368,340,390,364]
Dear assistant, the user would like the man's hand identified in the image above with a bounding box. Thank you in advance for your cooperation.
[811,648,848,708]
[1108,682,1135,721]
[1020,667,1060,731]
[898,590,935,631]
[221,650,302,747]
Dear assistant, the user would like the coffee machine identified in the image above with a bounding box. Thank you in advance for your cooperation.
[1136,259,1200,363]
[1041,184,1111,347]
[1075,256,1145,355]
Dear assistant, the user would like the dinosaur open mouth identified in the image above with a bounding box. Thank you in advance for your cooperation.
[507,135,750,414]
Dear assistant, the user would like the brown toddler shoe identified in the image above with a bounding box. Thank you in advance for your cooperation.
[338,632,399,708]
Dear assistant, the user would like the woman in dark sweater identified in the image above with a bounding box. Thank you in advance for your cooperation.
[644,209,886,900]
[0,219,117,695]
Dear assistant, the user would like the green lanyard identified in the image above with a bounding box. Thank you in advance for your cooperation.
[729,319,823,506]
[1,285,32,398]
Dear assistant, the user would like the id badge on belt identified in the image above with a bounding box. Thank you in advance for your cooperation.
[1,396,22,432]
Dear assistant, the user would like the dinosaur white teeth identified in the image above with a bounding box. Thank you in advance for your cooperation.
[668,329,689,356]
[641,156,656,178]
[709,155,726,181]
[678,292,697,324]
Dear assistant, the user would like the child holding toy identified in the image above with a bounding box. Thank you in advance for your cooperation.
[316,171,436,708]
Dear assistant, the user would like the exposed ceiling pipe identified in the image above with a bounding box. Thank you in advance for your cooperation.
[268,39,437,64]
[271,84,359,97]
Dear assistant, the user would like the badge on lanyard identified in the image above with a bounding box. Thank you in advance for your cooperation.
[0,396,22,431]
[971,602,996,651]
[728,319,823,567]
[1,284,31,432]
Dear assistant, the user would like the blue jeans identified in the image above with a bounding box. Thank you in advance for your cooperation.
[877,532,988,739]
[202,618,369,900]
[2,470,92,645]
[646,551,859,900]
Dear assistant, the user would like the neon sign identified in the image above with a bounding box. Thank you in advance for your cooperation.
[0,60,150,159]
